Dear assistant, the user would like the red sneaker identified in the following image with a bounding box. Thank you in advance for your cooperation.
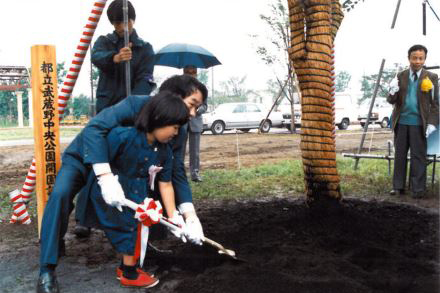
[116,267,155,280]
[120,273,159,288]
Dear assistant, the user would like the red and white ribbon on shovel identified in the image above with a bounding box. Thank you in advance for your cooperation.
[124,198,162,267]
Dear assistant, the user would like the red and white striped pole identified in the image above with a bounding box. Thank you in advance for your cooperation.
[58,0,108,115]
[10,0,108,223]
[330,45,336,140]
[9,189,31,224]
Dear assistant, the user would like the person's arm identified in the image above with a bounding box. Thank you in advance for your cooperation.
[427,73,439,126]
[387,73,401,105]
[170,126,194,211]
[82,95,149,167]
[158,182,177,218]
[91,35,119,72]
[96,128,132,210]
[132,43,156,96]
[157,145,177,217]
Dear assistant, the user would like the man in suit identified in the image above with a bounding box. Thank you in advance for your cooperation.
[387,44,439,198]
[183,66,207,182]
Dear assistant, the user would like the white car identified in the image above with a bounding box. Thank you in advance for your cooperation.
[202,102,284,135]
[277,103,301,130]
[358,97,393,128]
[334,92,360,130]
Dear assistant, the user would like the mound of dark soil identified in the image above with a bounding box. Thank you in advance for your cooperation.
[0,197,438,293]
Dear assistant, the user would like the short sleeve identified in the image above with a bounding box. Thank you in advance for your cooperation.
[157,145,173,182]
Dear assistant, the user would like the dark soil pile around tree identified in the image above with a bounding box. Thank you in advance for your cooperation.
[0,197,438,293]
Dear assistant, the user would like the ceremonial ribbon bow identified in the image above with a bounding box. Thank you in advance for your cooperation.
[132,198,163,267]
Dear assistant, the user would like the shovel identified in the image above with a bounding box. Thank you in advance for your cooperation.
[122,199,239,261]
[159,217,239,261]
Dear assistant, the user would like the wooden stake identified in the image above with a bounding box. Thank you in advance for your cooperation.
[31,45,61,236]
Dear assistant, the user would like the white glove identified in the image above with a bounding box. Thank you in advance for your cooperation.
[168,211,187,243]
[97,174,125,212]
[388,78,399,95]
[426,124,436,138]
[184,215,204,246]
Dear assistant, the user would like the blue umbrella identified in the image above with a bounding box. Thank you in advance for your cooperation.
[155,43,221,69]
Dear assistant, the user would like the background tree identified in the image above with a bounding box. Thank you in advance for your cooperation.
[359,63,404,104]
[209,75,254,108]
[334,70,351,92]
[64,94,91,118]
[252,0,298,132]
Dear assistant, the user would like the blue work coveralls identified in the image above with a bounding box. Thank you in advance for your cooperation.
[81,127,172,254]
[92,29,155,113]
[39,95,192,266]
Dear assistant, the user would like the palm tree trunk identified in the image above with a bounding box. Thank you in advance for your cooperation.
[287,0,344,202]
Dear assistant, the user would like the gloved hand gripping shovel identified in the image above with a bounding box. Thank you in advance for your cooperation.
[160,216,240,261]
[123,198,241,261]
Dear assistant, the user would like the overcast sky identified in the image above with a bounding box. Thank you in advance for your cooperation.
[0,0,438,97]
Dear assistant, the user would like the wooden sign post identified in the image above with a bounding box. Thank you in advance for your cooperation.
[31,45,61,236]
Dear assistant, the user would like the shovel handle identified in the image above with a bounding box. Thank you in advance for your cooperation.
[203,237,226,251]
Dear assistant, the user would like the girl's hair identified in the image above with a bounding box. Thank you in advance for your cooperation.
[135,91,189,133]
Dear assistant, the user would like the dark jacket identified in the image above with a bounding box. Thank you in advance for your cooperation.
[79,95,193,205]
[387,68,439,132]
[92,29,155,112]
[80,127,172,253]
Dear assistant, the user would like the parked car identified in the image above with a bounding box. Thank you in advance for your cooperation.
[357,97,393,128]
[334,92,360,130]
[274,97,301,130]
[277,92,359,131]
[202,102,284,135]
[278,103,301,130]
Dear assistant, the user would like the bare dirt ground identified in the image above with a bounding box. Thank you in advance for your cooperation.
[1,127,439,293]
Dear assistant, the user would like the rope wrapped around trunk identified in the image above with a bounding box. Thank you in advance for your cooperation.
[288,0,344,201]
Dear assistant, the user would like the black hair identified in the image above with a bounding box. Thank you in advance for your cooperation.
[135,91,189,133]
[159,74,208,103]
[107,0,136,23]
[408,44,428,58]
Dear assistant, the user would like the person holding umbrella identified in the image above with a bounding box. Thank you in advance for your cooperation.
[182,66,207,182]
[154,43,221,182]
[92,0,155,113]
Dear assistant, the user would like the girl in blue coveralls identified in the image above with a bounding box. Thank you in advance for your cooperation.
[83,91,189,289]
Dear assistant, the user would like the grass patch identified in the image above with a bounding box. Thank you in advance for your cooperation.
[0,127,82,141]
[1,157,438,220]
[191,160,305,200]
[191,157,439,200]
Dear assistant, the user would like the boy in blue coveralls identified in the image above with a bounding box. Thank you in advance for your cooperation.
[83,92,189,288]
[92,0,155,113]
[36,75,207,293]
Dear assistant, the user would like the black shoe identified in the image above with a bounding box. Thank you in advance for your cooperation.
[36,271,59,293]
[412,191,425,199]
[73,224,91,238]
[389,189,404,196]
[191,175,203,182]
